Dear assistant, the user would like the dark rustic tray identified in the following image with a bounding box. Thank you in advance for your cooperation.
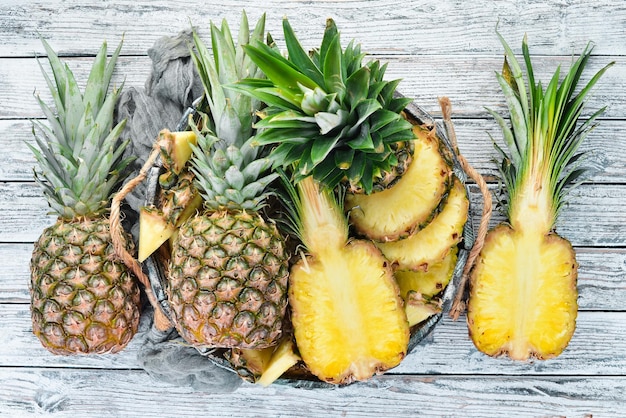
[142,98,475,386]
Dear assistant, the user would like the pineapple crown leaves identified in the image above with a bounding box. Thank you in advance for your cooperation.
[188,113,278,212]
[189,11,267,148]
[487,31,614,226]
[229,17,414,194]
[188,12,279,212]
[28,37,132,219]
[275,167,348,253]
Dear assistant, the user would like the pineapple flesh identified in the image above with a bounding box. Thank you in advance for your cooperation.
[166,13,289,350]
[467,34,614,360]
[376,176,467,270]
[287,177,409,384]
[346,125,453,242]
[29,39,140,354]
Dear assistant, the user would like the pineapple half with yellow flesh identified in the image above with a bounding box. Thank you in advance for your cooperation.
[467,34,614,360]
[284,176,409,384]
[29,38,140,354]
[167,13,289,349]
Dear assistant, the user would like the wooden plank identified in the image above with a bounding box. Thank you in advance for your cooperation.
[2,53,622,120]
[3,244,625,310]
[2,0,626,57]
[0,367,624,417]
[3,302,626,376]
[2,181,624,246]
[7,118,625,183]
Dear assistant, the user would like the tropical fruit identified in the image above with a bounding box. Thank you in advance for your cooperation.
[165,13,290,349]
[467,34,614,360]
[29,38,140,354]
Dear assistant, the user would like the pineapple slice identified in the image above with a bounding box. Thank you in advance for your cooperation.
[467,34,613,360]
[158,129,198,174]
[404,291,442,327]
[288,177,409,384]
[396,249,456,327]
[377,177,467,271]
[257,338,301,387]
[346,125,452,242]
[395,246,458,299]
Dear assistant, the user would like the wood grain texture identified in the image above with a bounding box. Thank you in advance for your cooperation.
[0,368,624,417]
[2,181,624,246]
[2,53,622,120]
[2,302,625,376]
[1,0,625,57]
[3,244,625,310]
[1,0,624,414]
[7,118,624,183]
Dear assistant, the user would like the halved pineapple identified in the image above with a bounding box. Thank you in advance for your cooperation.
[288,177,409,384]
[377,177,467,271]
[469,226,578,359]
[345,125,452,242]
[467,34,613,360]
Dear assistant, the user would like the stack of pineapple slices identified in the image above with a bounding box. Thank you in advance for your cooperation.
[345,123,469,328]
[135,15,470,385]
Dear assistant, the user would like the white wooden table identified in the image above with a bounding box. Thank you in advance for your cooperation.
[2,1,625,416]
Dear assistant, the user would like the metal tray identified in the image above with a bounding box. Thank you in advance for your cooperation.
[142,98,475,386]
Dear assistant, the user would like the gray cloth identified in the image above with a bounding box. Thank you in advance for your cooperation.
[115,30,241,392]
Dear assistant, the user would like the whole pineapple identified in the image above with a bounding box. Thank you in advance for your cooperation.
[231,17,413,383]
[467,34,614,360]
[29,39,140,354]
[166,13,289,349]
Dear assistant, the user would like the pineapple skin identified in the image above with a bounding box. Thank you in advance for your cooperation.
[30,217,141,355]
[168,210,289,349]
[467,225,578,360]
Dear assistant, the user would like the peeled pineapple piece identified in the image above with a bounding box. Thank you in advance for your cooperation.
[138,170,202,262]
[158,129,198,174]
[395,246,458,299]
[345,125,452,242]
[138,207,176,262]
[404,291,442,327]
[377,177,467,271]
[257,338,301,387]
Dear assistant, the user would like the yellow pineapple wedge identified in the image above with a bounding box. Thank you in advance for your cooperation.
[396,248,457,326]
[345,125,453,242]
[404,292,442,327]
[257,338,301,387]
[395,247,458,299]
[377,176,467,271]
[158,129,198,175]
[467,34,614,360]
[138,131,200,262]
[285,176,409,384]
